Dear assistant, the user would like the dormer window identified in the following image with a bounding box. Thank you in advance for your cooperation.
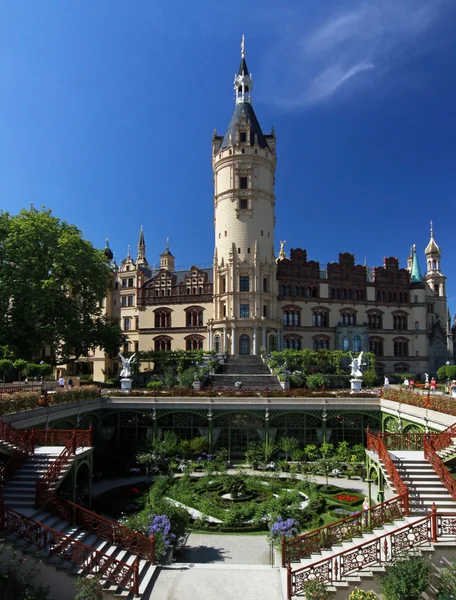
[240,132,247,143]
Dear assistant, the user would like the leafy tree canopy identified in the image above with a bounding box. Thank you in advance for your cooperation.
[0,208,124,364]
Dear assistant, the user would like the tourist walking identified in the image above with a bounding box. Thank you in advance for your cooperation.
[58,376,65,389]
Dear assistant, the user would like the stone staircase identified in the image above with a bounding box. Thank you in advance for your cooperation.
[208,355,282,390]
[2,444,157,599]
[284,513,428,598]
[384,451,456,513]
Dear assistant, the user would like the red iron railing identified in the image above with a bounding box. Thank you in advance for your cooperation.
[49,495,156,562]
[0,421,35,454]
[424,433,456,503]
[366,429,409,509]
[286,507,456,599]
[35,433,78,509]
[0,502,140,594]
[282,494,407,567]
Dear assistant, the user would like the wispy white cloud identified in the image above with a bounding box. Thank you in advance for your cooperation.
[263,0,452,108]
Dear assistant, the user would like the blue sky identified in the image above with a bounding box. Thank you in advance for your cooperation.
[1,1,455,313]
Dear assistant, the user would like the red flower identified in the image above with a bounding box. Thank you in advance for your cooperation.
[334,493,360,503]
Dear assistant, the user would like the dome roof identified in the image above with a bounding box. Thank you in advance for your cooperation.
[104,238,113,261]
[425,234,440,256]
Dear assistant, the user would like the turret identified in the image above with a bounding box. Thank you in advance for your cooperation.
[211,37,279,355]
[160,239,175,271]
[425,222,445,296]
[136,226,148,267]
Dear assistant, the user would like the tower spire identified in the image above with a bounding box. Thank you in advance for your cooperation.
[234,35,252,104]
[136,225,148,267]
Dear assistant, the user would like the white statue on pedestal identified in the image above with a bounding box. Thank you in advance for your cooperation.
[119,353,136,378]
[349,351,364,379]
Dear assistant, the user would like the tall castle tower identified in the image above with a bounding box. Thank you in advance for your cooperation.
[210,37,279,355]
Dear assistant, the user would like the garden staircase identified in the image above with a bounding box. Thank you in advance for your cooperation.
[283,427,456,598]
[0,423,157,599]
[208,355,282,390]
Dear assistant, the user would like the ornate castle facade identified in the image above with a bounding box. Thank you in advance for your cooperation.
[91,42,454,382]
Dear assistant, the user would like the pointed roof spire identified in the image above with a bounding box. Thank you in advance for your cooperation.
[138,225,145,247]
[234,35,253,105]
[411,244,423,283]
[104,237,113,261]
[127,245,131,259]
[238,34,249,76]
[425,220,441,255]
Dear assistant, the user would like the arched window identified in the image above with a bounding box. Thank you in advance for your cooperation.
[393,339,409,357]
[154,336,172,351]
[284,336,301,350]
[269,334,277,352]
[368,312,383,329]
[185,306,204,327]
[312,309,329,327]
[283,307,301,327]
[154,308,172,328]
[340,310,356,325]
[352,335,361,352]
[185,335,204,351]
[369,337,384,356]
[343,337,349,352]
[213,334,221,354]
[393,313,408,331]
[313,336,330,350]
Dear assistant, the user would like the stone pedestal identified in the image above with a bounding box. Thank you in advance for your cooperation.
[192,380,201,392]
[120,378,132,393]
[281,379,290,391]
[350,378,362,393]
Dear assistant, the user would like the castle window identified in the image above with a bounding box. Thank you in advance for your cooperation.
[240,177,248,189]
[261,230,263,236]
[343,337,349,351]
[225,231,227,237]
[186,307,204,327]
[222,278,226,293]
[312,309,329,327]
[263,305,267,317]
[415,321,419,330]
[240,198,248,209]
[255,149,258,154]
[127,295,134,307]
[240,276,249,291]
[393,313,408,330]
[154,336,172,351]
[340,310,356,325]
[238,248,241,254]
[352,335,361,352]
[368,312,383,329]
[241,148,245,154]
[122,279,128,288]
[284,337,301,350]
[121,296,127,307]
[394,339,409,357]
[240,132,247,143]
[263,278,267,293]
[240,304,249,318]
[283,308,300,327]
[369,337,384,356]
[155,309,172,328]
[186,335,204,350]
[313,337,329,350]
[124,317,132,331]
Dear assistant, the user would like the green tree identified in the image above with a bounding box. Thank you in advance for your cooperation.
[0,208,125,364]
[320,442,334,459]
[13,359,27,383]
[189,436,209,457]
[0,359,13,389]
[304,444,319,462]
[381,554,430,600]
[278,436,299,462]
[336,441,351,464]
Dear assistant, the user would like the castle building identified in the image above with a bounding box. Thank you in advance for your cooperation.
[90,40,454,382]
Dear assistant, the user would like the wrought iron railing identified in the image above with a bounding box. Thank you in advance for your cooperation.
[424,433,456,503]
[282,493,407,567]
[366,428,410,505]
[0,502,140,594]
[286,507,456,599]
[0,421,35,454]
[49,495,156,562]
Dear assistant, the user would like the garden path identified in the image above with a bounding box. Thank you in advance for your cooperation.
[92,470,393,501]
[147,563,283,600]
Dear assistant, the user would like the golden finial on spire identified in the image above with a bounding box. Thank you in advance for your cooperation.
[241,34,245,58]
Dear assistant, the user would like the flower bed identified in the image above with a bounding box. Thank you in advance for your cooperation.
[333,493,361,504]
[383,387,456,417]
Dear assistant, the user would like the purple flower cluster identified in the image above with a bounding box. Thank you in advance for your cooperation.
[268,516,298,541]
[147,514,176,556]
[197,453,213,462]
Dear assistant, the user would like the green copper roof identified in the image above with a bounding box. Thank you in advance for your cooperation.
[411,246,423,283]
